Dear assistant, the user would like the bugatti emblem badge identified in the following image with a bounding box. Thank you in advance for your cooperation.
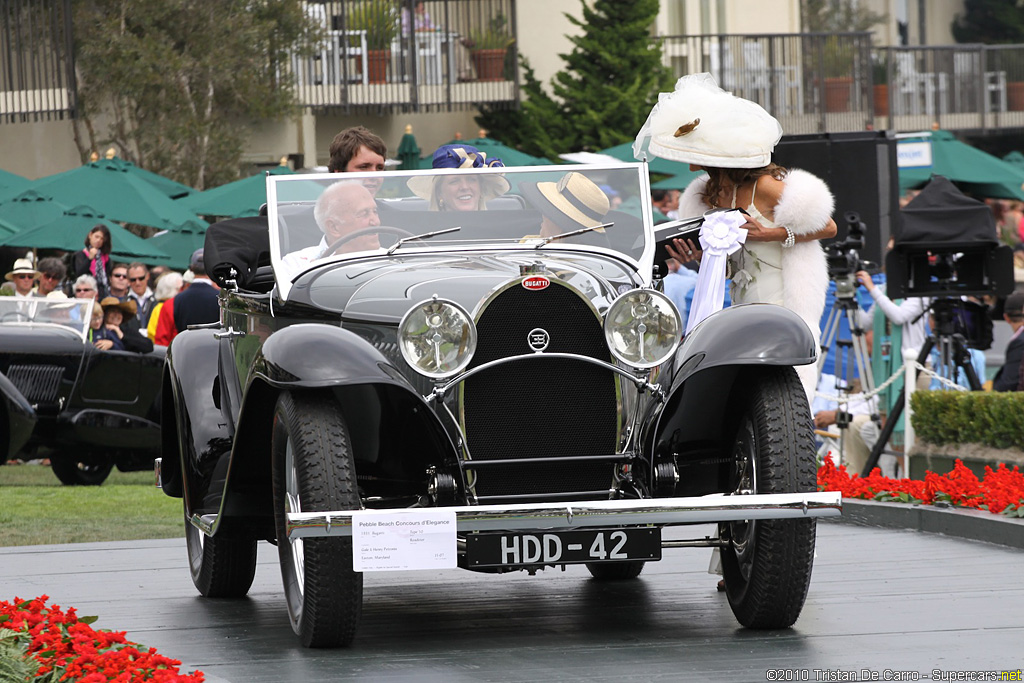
[522,275,550,291]
[528,328,550,352]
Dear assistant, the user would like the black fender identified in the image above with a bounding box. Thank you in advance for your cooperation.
[646,303,817,496]
[161,329,229,503]
[1,370,36,461]
[212,323,456,537]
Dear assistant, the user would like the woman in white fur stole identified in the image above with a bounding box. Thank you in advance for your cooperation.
[634,73,837,404]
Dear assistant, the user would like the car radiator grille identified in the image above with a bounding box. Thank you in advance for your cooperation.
[6,364,64,404]
[462,283,618,502]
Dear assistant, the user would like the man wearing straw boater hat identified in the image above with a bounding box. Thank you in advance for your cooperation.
[519,171,611,240]
[5,258,41,314]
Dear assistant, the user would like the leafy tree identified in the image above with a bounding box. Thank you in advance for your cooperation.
[802,0,887,32]
[952,0,1024,44]
[476,0,670,155]
[71,0,315,190]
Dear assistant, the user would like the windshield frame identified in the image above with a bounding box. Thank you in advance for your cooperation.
[0,298,95,342]
[266,162,654,301]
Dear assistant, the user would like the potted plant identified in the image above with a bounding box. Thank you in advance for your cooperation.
[347,0,399,83]
[464,13,514,81]
[872,56,889,117]
[822,37,855,112]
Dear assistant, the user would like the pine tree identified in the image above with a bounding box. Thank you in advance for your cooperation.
[476,0,670,155]
[550,0,672,151]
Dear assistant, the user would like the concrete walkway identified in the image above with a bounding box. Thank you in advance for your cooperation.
[1,520,1021,682]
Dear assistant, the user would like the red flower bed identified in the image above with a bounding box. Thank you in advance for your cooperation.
[818,458,1024,517]
[0,595,203,682]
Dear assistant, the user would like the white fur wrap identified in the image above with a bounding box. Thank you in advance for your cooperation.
[677,168,833,338]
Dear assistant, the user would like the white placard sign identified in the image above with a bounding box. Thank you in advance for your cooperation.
[352,510,457,571]
[897,141,933,168]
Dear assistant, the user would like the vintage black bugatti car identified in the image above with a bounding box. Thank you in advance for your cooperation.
[0,298,162,484]
[158,163,840,648]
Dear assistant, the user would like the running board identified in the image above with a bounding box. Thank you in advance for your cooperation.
[285,492,842,540]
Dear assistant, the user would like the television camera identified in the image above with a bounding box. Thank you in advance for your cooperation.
[825,211,876,298]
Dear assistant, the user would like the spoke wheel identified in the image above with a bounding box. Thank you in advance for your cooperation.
[272,390,362,648]
[50,456,114,486]
[720,367,817,630]
[184,513,257,598]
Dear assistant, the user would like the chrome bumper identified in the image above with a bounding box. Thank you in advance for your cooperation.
[286,492,842,540]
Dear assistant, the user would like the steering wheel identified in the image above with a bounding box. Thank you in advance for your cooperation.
[1,310,31,323]
[324,226,417,257]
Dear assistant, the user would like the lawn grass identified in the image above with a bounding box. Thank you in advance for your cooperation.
[0,465,184,547]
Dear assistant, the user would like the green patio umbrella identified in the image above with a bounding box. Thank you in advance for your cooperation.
[1003,150,1024,171]
[598,141,699,177]
[397,125,423,171]
[0,190,68,236]
[443,136,553,166]
[898,130,1024,201]
[28,158,208,232]
[147,228,207,270]
[178,164,294,219]
[0,204,170,264]
[43,155,197,200]
[0,168,29,196]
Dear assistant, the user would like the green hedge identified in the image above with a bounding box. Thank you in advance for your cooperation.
[911,391,1024,449]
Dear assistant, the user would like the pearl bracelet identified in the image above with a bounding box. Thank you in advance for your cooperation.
[781,226,796,249]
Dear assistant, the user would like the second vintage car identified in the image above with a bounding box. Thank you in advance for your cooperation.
[1,297,163,484]
[159,162,840,647]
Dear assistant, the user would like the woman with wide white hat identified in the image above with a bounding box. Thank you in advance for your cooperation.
[634,73,837,403]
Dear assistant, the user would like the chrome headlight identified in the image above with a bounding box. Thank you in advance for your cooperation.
[398,297,477,379]
[603,289,681,369]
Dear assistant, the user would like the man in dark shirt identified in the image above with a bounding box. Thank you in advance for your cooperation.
[154,249,219,345]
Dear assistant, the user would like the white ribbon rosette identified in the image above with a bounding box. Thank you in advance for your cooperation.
[685,210,748,334]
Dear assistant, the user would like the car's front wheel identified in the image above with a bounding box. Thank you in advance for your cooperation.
[50,455,114,486]
[185,515,257,598]
[719,367,817,630]
[272,390,362,648]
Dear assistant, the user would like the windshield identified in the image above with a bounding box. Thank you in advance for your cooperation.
[266,163,653,298]
[0,298,94,341]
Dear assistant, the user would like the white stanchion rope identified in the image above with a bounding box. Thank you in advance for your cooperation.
[814,359,968,412]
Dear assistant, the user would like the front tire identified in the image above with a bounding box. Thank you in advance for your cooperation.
[720,367,817,630]
[272,390,362,648]
[50,455,114,486]
[185,515,257,598]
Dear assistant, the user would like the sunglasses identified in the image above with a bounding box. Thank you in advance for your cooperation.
[111,273,128,279]
[128,276,147,283]
[13,274,34,280]
[75,288,94,293]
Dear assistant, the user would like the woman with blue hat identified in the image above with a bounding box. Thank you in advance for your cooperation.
[407,144,510,211]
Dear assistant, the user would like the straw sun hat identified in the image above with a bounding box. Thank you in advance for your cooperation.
[519,171,611,234]
[5,258,39,281]
[407,144,511,210]
[633,72,783,169]
[99,296,137,321]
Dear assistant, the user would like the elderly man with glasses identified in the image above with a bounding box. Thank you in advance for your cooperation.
[125,262,156,328]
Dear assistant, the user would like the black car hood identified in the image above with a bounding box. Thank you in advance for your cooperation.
[294,252,639,324]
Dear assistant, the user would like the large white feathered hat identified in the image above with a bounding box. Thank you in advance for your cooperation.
[633,73,782,169]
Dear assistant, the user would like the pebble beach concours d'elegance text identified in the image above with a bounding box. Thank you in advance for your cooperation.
[765,669,1023,681]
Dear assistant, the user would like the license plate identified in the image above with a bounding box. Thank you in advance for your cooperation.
[465,528,661,568]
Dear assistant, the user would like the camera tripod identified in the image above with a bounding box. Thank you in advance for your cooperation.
[816,272,878,463]
[861,297,982,477]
